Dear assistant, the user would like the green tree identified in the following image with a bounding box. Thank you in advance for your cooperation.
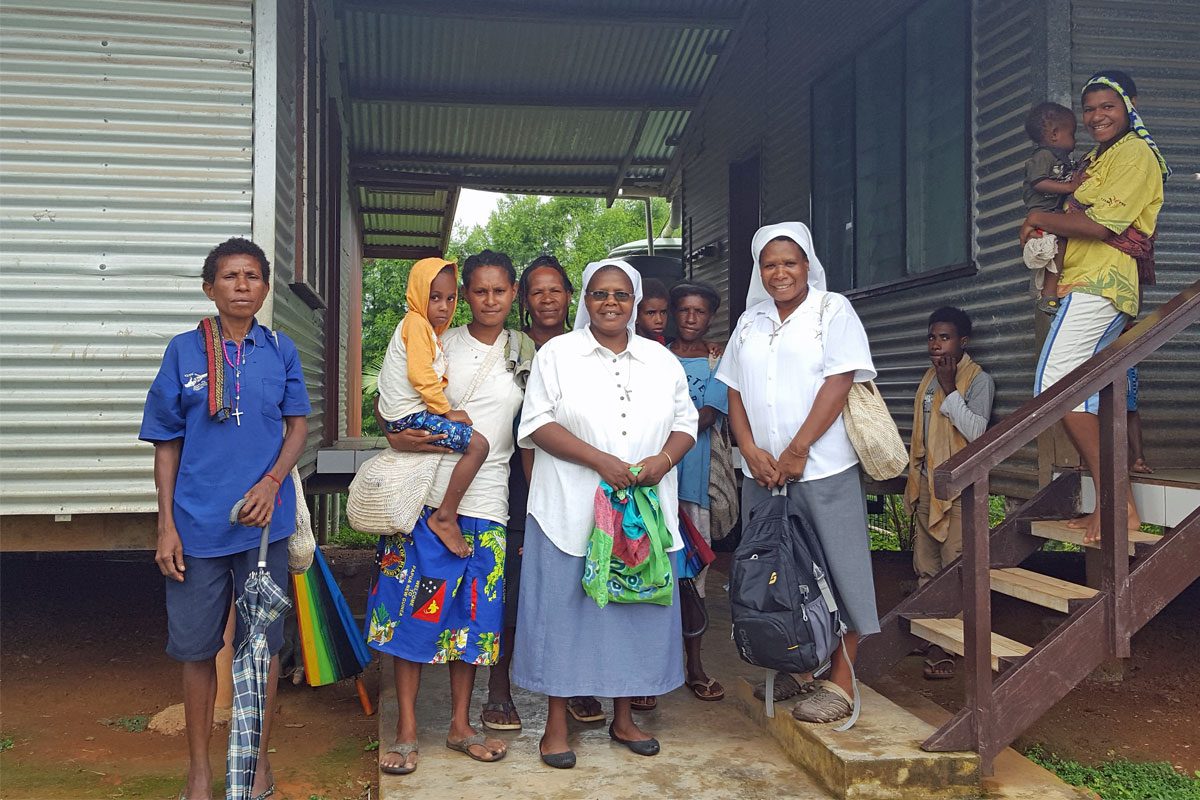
[359,195,669,434]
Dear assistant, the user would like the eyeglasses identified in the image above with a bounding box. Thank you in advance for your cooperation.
[586,290,634,302]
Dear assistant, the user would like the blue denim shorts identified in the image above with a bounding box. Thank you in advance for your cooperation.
[384,410,473,453]
[164,537,288,662]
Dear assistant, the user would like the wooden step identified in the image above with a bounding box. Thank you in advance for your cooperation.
[1058,468,1200,528]
[989,567,1097,613]
[909,618,1031,671]
[1030,519,1160,556]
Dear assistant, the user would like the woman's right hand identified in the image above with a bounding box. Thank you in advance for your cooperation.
[591,451,635,490]
[385,427,447,453]
[155,523,186,582]
[741,444,781,489]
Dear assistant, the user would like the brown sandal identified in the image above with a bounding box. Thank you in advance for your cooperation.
[630,696,657,711]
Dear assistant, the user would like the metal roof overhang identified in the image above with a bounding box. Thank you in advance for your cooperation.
[334,0,749,258]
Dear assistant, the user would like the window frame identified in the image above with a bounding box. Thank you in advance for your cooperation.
[289,0,340,312]
[808,0,974,298]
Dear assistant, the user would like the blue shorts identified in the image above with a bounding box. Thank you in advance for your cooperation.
[1126,365,1139,412]
[384,410,472,453]
[165,537,288,662]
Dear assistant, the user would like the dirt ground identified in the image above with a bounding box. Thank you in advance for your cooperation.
[1,548,1195,799]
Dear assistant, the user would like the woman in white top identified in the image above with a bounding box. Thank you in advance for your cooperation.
[513,259,698,769]
[717,222,880,725]
[368,253,525,775]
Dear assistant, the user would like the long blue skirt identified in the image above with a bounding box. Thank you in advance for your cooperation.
[512,515,684,698]
[364,508,506,665]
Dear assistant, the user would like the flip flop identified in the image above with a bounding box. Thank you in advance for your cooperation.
[251,784,276,800]
[685,676,726,701]
[923,658,956,680]
[446,732,506,762]
[380,741,418,775]
[567,696,606,723]
[481,700,522,731]
[630,696,657,711]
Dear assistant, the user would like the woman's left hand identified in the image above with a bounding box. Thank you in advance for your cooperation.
[238,477,278,528]
[632,453,673,487]
[775,444,809,486]
[1019,213,1044,246]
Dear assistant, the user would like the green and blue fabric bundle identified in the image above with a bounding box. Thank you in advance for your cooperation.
[291,547,371,686]
[583,470,674,608]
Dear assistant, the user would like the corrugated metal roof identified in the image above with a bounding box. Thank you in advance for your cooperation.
[337,0,746,252]
[0,0,254,515]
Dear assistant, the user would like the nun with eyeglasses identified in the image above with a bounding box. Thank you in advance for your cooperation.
[512,259,698,769]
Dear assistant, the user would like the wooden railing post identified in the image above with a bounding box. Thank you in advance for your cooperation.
[1098,377,1131,658]
[960,479,995,773]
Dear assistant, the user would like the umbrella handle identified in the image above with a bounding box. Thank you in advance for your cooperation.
[229,498,272,568]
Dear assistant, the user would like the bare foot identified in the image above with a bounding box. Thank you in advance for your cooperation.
[184,764,213,800]
[428,511,471,557]
[1131,457,1154,474]
[1066,512,1094,531]
[1080,503,1143,545]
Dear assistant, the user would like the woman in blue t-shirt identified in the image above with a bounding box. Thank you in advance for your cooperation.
[667,282,729,702]
[139,237,311,800]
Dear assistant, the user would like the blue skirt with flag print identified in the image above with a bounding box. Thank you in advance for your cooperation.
[364,508,505,665]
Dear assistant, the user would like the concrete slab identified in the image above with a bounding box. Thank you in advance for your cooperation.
[732,679,979,799]
[872,677,1098,800]
[376,657,837,800]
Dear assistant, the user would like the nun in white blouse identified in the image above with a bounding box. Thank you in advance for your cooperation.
[512,259,697,769]
[716,221,880,726]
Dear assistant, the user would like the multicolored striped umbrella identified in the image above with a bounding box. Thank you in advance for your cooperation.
[291,547,374,714]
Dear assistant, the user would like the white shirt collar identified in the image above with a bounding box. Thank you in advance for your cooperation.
[576,325,650,363]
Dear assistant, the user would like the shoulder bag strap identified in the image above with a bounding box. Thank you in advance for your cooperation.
[453,333,506,410]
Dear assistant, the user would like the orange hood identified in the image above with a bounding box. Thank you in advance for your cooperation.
[406,257,457,335]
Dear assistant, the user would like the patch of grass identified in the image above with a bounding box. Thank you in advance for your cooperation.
[1026,746,1200,800]
[865,494,1010,552]
[330,492,380,549]
[101,715,149,733]
[0,736,14,752]
[1140,522,1164,535]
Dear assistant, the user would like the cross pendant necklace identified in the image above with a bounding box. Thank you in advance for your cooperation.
[768,317,791,343]
[222,338,244,426]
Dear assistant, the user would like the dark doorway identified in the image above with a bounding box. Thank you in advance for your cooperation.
[727,154,761,328]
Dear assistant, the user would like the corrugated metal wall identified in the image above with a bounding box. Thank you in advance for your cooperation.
[0,0,255,514]
[1072,0,1200,469]
[675,0,1064,497]
[270,0,328,464]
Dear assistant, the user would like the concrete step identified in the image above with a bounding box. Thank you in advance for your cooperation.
[732,677,979,798]
[989,567,1098,613]
[1059,467,1199,528]
[1030,519,1160,555]
[909,618,1031,672]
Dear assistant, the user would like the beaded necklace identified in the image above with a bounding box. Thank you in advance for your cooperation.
[222,337,245,426]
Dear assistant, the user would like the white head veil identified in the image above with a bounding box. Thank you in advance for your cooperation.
[573,258,643,335]
[745,222,828,308]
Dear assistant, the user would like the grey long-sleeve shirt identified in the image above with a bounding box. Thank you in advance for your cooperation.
[919,370,995,472]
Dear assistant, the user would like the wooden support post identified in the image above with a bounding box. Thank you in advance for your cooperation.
[1098,378,1130,659]
[960,480,995,775]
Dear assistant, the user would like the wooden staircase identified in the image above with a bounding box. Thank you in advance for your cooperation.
[858,280,1200,775]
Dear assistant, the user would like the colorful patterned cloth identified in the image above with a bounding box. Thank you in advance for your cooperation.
[365,508,505,665]
[383,410,473,453]
[582,478,674,608]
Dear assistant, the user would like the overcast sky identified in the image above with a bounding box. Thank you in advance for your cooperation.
[452,188,504,231]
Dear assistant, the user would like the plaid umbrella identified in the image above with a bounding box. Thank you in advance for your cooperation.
[226,500,292,800]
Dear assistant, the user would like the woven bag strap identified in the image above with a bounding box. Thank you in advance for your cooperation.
[453,333,506,410]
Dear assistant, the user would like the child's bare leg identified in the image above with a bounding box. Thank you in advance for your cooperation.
[1128,410,1153,473]
[428,433,489,557]
[1042,264,1060,299]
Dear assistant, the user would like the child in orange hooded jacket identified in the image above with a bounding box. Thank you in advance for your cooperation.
[377,258,489,556]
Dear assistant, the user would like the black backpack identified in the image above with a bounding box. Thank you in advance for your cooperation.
[729,490,858,727]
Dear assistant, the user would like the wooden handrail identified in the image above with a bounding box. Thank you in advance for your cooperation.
[934,279,1200,498]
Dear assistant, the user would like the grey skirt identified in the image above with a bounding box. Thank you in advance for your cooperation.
[511,515,685,698]
[741,466,881,636]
